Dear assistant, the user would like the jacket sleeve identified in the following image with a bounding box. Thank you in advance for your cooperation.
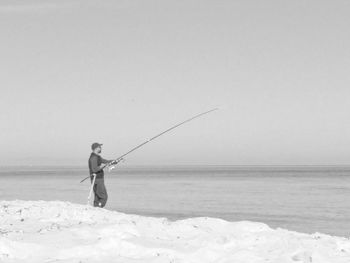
[90,155,102,173]
[101,158,113,164]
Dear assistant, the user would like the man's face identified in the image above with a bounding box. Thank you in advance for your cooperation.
[95,146,102,154]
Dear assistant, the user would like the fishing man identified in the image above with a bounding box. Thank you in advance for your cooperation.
[88,143,115,208]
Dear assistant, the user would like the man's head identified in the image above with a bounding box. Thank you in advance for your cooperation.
[91,142,103,154]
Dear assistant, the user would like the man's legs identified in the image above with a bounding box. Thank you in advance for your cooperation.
[93,178,108,208]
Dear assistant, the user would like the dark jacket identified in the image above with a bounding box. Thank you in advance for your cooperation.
[88,153,111,179]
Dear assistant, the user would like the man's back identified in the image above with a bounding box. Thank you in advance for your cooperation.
[88,152,104,178]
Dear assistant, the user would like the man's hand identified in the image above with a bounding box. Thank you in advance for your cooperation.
[109,158,123,165]
[108,160,117,165]
[106,158,124,172]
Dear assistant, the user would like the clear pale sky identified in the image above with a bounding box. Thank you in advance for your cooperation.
[1,0,350,166]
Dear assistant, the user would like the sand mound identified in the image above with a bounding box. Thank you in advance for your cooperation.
[0,200,349,262]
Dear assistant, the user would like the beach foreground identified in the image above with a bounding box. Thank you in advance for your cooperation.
[0,201,349,263]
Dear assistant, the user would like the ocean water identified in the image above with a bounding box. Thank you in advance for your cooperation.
[0,165,349,237]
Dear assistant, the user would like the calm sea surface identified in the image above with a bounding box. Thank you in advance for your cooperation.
[0,165,349,237]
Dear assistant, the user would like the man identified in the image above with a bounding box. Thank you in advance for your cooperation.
[88,143,114,208]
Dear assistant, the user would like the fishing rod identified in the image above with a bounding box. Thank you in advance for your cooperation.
[80,108,219,183]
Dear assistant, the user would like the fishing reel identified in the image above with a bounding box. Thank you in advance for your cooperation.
[107,158,125,172]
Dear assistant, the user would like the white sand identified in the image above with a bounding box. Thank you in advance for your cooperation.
[0,201,349,263]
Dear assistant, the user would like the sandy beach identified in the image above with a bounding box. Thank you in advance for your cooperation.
[1,200,350,263]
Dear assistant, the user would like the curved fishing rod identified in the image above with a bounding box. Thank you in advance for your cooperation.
[80,108,219,183]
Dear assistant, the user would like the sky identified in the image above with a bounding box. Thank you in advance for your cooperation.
[1,0,350,166]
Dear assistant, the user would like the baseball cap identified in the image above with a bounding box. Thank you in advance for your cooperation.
[91,142,103,150]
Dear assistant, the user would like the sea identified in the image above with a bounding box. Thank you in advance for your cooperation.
[0,165,349,237]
